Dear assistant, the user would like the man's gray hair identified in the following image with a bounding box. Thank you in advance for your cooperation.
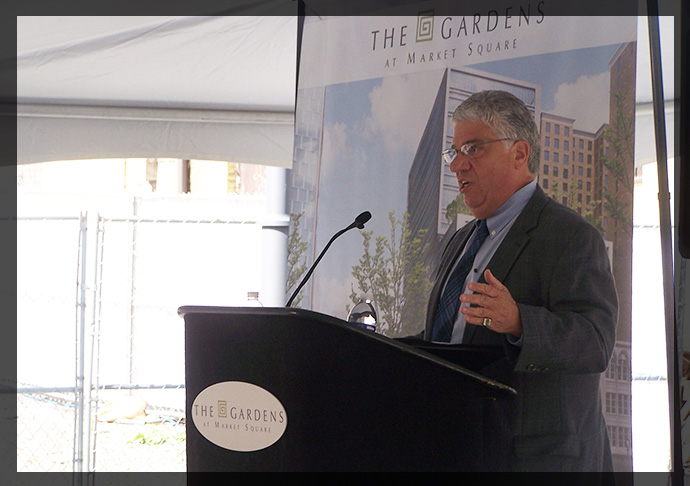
[452,90,541,174]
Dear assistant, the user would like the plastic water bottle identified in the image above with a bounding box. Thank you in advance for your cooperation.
[347,299,377,332]
[246,291,263,307]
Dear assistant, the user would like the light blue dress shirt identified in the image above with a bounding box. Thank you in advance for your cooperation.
[447,179,537,344]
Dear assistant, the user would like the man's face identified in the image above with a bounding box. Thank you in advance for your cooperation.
[449,120,520,220]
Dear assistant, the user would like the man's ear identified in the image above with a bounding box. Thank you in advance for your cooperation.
[512,140,530,169]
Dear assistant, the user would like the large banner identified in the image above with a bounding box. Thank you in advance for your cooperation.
[290,9,636,471]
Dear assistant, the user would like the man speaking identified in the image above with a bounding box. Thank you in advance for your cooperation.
[424,90,618,471]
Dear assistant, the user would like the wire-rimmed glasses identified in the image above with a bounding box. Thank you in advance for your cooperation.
[442,138,514,164]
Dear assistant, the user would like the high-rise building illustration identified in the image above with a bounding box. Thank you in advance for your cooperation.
[599,41,637,472]
[538,42,636,471]
[287,86,326,307]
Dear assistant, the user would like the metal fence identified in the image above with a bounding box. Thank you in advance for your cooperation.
[16,216,86,472]
[15,211,262,472]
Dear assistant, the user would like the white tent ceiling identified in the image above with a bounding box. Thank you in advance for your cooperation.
[16,16,298,166]
[16,14,676,167]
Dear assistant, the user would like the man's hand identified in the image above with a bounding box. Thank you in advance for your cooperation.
[460,268,522,337]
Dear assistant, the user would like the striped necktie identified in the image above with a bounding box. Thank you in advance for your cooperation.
[431,219,489,342]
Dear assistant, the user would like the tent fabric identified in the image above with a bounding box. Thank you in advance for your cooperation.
[15,15,675,166]
[16,16,297,166]
[17,102,295,166]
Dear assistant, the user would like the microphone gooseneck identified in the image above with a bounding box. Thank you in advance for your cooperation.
[286,211,372,307]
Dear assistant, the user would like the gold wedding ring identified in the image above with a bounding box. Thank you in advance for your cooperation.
[482,317,492,328]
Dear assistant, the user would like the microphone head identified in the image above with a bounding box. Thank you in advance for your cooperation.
[354,211,372,229]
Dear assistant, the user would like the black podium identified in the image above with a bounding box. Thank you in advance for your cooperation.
[179,306,516,472]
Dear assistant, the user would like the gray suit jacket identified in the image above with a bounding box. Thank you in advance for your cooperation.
[424,186,618,472]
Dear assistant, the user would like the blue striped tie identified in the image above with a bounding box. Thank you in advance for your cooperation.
[431,219,489,342]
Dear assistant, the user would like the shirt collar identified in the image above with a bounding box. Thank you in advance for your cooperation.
[485,179,537,238]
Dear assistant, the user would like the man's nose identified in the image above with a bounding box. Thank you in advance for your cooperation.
[449,153,471,173]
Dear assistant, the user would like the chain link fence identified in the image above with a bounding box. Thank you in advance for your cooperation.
[16,208,263,472]
[16,216,85,472]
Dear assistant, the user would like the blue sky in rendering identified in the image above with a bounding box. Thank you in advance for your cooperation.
[312,43,628,320]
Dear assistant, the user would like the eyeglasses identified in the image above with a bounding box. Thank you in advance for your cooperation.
[442,138,513,164]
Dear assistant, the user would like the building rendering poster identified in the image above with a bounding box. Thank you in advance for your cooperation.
[290,12,637,471]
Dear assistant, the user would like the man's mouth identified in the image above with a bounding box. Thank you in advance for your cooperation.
[459,180,470,188]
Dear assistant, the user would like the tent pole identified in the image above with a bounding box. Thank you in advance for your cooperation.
[646,5,681,483]
[261,167,289,307]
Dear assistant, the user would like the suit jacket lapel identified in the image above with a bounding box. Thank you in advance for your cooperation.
[462,186,548,344]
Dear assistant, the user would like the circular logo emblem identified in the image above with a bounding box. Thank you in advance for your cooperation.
[191,381,287,452]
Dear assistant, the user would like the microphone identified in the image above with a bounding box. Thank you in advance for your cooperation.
[286,211,371,307]
[346,210,372,230]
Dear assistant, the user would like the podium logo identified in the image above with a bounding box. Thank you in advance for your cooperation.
[192,381,287,452]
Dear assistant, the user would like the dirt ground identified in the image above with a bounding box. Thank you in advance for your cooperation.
[12,393,186,472]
